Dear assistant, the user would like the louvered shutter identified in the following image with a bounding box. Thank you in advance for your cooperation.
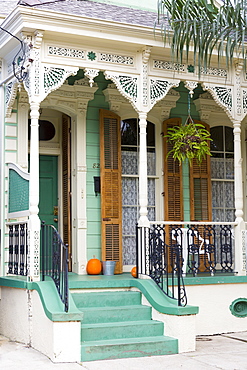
[100,109,122,274]
[190,121,212,221]
[62,114,72,270]
[163,118,183,221]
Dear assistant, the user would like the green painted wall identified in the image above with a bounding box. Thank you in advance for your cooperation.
[68,72,205,259]
[169,83,204,221]
[68,71,110,260]
[89,0,157,11]
[86,73,110,260]
[8,169,29,213]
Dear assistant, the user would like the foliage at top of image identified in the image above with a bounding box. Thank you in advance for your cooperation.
[157,0,247,73]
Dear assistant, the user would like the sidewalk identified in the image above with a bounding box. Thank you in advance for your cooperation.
[1,332,247,370]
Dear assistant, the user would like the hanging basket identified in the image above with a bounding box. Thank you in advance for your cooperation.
[165,117,212,165]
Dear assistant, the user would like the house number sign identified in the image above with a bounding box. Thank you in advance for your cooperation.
[92,163,100,169]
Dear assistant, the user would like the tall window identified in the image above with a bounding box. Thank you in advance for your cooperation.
[210,126,234,221]
[121,119,155,265]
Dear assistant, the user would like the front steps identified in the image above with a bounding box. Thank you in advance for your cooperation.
[71,290,178,361]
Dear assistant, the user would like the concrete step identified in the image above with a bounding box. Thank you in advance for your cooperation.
[72,291,141,308]
[81,335,178,361]
[81,320,164,341]
[80,304,152,324]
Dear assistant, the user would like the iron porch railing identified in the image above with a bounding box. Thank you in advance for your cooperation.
[136,221,237,307]
[136,224,187,306]
[41,222,69,312]
[8,221,28,276]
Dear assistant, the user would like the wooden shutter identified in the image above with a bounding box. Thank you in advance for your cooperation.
[62,114,72,270]
[163,118,183,221]
[100,109,122,274]
[190,121,212,221]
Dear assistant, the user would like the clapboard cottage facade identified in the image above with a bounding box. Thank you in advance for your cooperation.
[0,0,247,363]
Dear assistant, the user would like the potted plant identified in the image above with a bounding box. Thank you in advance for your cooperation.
[165,117,212,165]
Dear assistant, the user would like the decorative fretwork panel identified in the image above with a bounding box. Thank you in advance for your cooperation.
[48,46,85,59]
[150,79,179,106]
[153,60,185,72]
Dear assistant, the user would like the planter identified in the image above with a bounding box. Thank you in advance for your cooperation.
[165,120,211,165]
[102,261,116,276]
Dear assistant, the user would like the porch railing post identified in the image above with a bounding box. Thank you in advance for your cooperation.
[136,225,150,278]
[138,112,149,228]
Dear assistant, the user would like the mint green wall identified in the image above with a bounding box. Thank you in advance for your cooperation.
[68,71,110,259]
[89,0,157,11]
[86,73,110,260]
[169,83,203,221]
[9,169,29,213]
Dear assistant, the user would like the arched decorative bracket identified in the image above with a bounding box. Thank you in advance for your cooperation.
[149,78,180,109]
[5,80,19,118]
[43,65,79,99]
[24,63,79,103]
[104,71,139,111]
[202,83,234,121]
[230,298,247,317]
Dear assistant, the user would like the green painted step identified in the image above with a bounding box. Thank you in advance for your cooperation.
[81,336,178,362]
[81,320,164,341]
[72,290,179,361]
[72,291,141,308]
[79,304,152,324]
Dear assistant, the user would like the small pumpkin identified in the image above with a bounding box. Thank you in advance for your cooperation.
[86,258,102,275]
[131,266,137,278]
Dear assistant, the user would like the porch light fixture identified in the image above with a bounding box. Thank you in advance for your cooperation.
[0,26,31,82]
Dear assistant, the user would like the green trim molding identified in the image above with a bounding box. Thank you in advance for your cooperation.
[230,298,247,318]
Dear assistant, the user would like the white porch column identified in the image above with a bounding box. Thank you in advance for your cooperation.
[233,119,245,276]
[28,101,40,281]
[138,112,149,227]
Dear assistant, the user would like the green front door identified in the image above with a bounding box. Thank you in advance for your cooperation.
[39,155,58,228]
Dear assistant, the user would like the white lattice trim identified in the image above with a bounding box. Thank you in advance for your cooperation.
[243,89,247,115]
[242,230,246,272]
[5,80,18,118]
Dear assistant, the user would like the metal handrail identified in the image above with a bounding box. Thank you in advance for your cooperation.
[136,225,187,306]
[41,222,69,312]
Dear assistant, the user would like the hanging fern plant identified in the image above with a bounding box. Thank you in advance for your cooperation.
[165,117,212,165]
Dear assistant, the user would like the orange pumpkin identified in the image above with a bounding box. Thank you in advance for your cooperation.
[131,266,137,278]
[86,258,102,275]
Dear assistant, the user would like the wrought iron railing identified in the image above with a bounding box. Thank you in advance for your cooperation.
[8,222,28,276]
[41,222,69,312]
[136,224,187,306]
[136,221,237,306]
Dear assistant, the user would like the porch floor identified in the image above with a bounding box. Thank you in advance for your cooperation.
[68,272,137,290]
